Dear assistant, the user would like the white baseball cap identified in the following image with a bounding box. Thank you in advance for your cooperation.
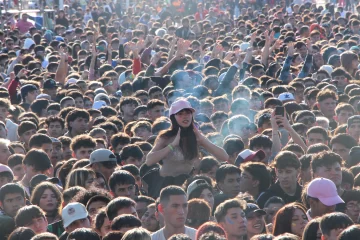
[62,202,88,228]
[278,92,295,102]
[92,100,107,110]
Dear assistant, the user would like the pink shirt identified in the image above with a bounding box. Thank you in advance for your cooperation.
[16,20,34,34]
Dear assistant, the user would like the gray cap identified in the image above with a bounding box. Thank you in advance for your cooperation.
[89,148,117,165]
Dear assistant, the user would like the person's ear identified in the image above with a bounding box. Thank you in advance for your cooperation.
[333,116,338,121]
[316,102,320,109]
[158,204,164,213]
[321,235,326,240]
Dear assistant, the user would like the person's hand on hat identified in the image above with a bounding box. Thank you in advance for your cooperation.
[287,42,295,57]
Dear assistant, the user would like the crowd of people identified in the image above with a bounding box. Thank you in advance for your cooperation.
[2,0,360,240]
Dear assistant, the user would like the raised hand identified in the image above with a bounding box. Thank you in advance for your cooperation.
[171,128,181,146]
[192,123,206,144]
[151,52,161,65]
[287,42,295,57]
[244,47,253,63]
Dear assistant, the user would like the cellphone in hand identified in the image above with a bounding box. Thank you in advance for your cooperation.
[274,106,285,127]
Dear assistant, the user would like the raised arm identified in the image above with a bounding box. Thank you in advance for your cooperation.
[279,42,294,83]
[193,123,229,162]
[146,130,180,166]
[55,47,68,86]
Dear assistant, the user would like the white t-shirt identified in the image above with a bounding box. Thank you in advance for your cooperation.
[151,226,197,240]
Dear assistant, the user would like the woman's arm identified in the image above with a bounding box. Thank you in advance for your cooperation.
[193,124,229,162]
[146,129,180,166]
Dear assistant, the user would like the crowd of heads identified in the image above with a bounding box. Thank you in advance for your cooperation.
[2,0,360,240]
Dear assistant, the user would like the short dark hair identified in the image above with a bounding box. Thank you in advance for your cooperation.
[134,195,155,205]
[330,134,358,150]
[65,109,90,130]
[70,134,96,152]
[30,232,58,240]
[45,116,65,129]
[110,133,131,150]
[274,151,300,170]
[214,198,246,223]
[223,138,244,156]
[249,134,272,150]
[0,183,25,202]
[215,164,241,183]
[120,164,140,177]
[17,121,37,137]
[23,149,52,171]
[311,151,343,173]
[8,227,35,240]
[15,205,45,227]
[307,143,330,154]
[119,144,144,162]
[108,170,135,192]
[240,162,271,193]
[338,225,360,240]
[28,133,52,148]
[306,126,328,141]
[147,99,165,110]
[7,154,24,169]
[106,197,136,221]
[342,168,354,188]
[110,214,141,230]
[320,212,353,236]
[198,156,220,174]
[66,228,100,240]
[159,185,186,205]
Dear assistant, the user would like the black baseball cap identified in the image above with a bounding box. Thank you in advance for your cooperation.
[43,78,58,89]
[244,203,266,217]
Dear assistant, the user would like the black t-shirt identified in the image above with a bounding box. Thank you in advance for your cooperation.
[257,181,303,208]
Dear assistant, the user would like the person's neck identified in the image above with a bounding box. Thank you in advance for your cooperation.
[163,225,186,239]
[247,188,260,200]
[70,129,82,137]
[20,174,31,187]
[280,182,297,196]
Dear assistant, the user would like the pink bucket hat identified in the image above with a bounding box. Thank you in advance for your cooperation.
[169,99,195,116]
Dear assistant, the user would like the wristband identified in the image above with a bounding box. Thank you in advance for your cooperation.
[168,144,174,151]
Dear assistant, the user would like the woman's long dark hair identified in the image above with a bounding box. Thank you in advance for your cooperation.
[158,111,198,160]
[302,218,320,240]
[272,203,307,236]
